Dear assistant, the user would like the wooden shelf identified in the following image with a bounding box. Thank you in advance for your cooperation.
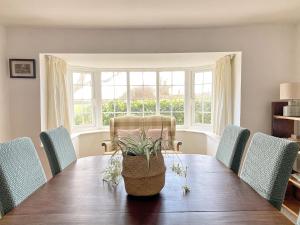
[283,196,300,218]
[290,177,300,189]
[274,115,300,121]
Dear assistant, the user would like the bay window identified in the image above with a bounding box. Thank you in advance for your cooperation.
[71,67,213,130]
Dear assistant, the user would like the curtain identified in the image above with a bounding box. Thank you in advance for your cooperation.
[46,55,71,132]
[212,55,233,135]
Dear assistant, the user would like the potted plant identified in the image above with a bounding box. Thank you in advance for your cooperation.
[103,125,190,196]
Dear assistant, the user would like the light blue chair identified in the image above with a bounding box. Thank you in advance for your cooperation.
[40,126,77,176]
[0,137,46,217]
[216,125,250,174]
[240,132,299,210]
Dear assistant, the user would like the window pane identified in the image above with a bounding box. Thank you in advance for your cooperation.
[130,86,144,100]
[73,85,92,100]
[172,86,184,97]
[102,86,114,100]
[194,85,202,97]
[159,72,172,85]
[203,113,211,124]
[195,112,203,124]
[203,94,212,101]
[131,112,143,116]
[101,72,114,86]
[115,86,127,99]
[195,72,203,84]
[102,113,114,126]
[195,99,203,111]
[115,100,127,112]
[144,112,156,116]
[102,100,114,112]
[203,84,212,95]
[73,72,81,84]
[115,112,126,117]
[173,112,184,125]
[160,99,172,111]
[74,103,93,126]
[144,99,156,113]
[82,73,92,85]
[143,72,156,85]
[159,86,172,98]
[114,72,127,85]
[172,71,185,85]
[130,72,143,85]
[161,112,171,117]
[204,71,212,83]
[172,98,184,111]
[131,100,143,112]
[143,86,156,99]
[203,101,211,112]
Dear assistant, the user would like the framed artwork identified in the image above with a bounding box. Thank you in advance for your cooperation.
[9,59,36,79]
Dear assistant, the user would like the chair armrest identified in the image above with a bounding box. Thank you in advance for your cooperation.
[101,141,112,152]
[173,140,183,152]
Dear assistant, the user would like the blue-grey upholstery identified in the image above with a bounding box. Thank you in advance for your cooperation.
[297,215,300,225]
[40,126,77,176]
[240,132,299,210]
[216,125,250,174]
[0,137,46,217]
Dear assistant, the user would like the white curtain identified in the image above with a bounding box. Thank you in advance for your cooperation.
[46,55,71,131]
[212,55,233,135]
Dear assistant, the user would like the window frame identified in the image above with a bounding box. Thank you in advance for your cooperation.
[70,68,97,132]
[69,66,214,132]
[191,66,214,130]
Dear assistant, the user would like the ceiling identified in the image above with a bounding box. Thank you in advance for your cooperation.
[0,0,300,29]
[49,52,237,68]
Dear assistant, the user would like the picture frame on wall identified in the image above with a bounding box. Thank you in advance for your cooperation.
[9,59,36,79]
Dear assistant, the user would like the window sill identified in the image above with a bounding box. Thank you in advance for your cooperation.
[71,127,219,140]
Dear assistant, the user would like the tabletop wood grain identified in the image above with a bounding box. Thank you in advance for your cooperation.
[0,154,293,225]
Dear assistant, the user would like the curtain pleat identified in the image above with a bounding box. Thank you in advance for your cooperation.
[212,55,233,135]
[46,55,71,132]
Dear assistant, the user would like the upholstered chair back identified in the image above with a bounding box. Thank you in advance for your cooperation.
[40,126,77,176]
[216,125,250,174]
[240,132,299,210]
[110,115,176,150]
[0,137,46,217]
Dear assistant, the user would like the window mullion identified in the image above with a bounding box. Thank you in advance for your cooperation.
[127,71,130,115]
[156,71,159,115]
[95,71,101,128]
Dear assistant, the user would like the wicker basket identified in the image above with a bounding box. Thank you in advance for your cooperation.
[122,152,166,196]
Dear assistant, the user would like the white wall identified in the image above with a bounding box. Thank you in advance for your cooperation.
[5,24,297,168]
[0,26,11,141]
[73,130,207,158]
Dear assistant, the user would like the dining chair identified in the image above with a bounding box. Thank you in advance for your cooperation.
[0,137,46,217]
[40,126,77,176]
[215,125,250,174]
[240,132,299,210]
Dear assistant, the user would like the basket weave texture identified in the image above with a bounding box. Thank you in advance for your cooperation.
[122,152,166,196]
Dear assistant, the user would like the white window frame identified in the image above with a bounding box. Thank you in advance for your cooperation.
[69,65,214,132]
[70,68,97,132]
[191,66,214,130]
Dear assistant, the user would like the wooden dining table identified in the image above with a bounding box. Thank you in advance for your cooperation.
[0,154,293,225]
